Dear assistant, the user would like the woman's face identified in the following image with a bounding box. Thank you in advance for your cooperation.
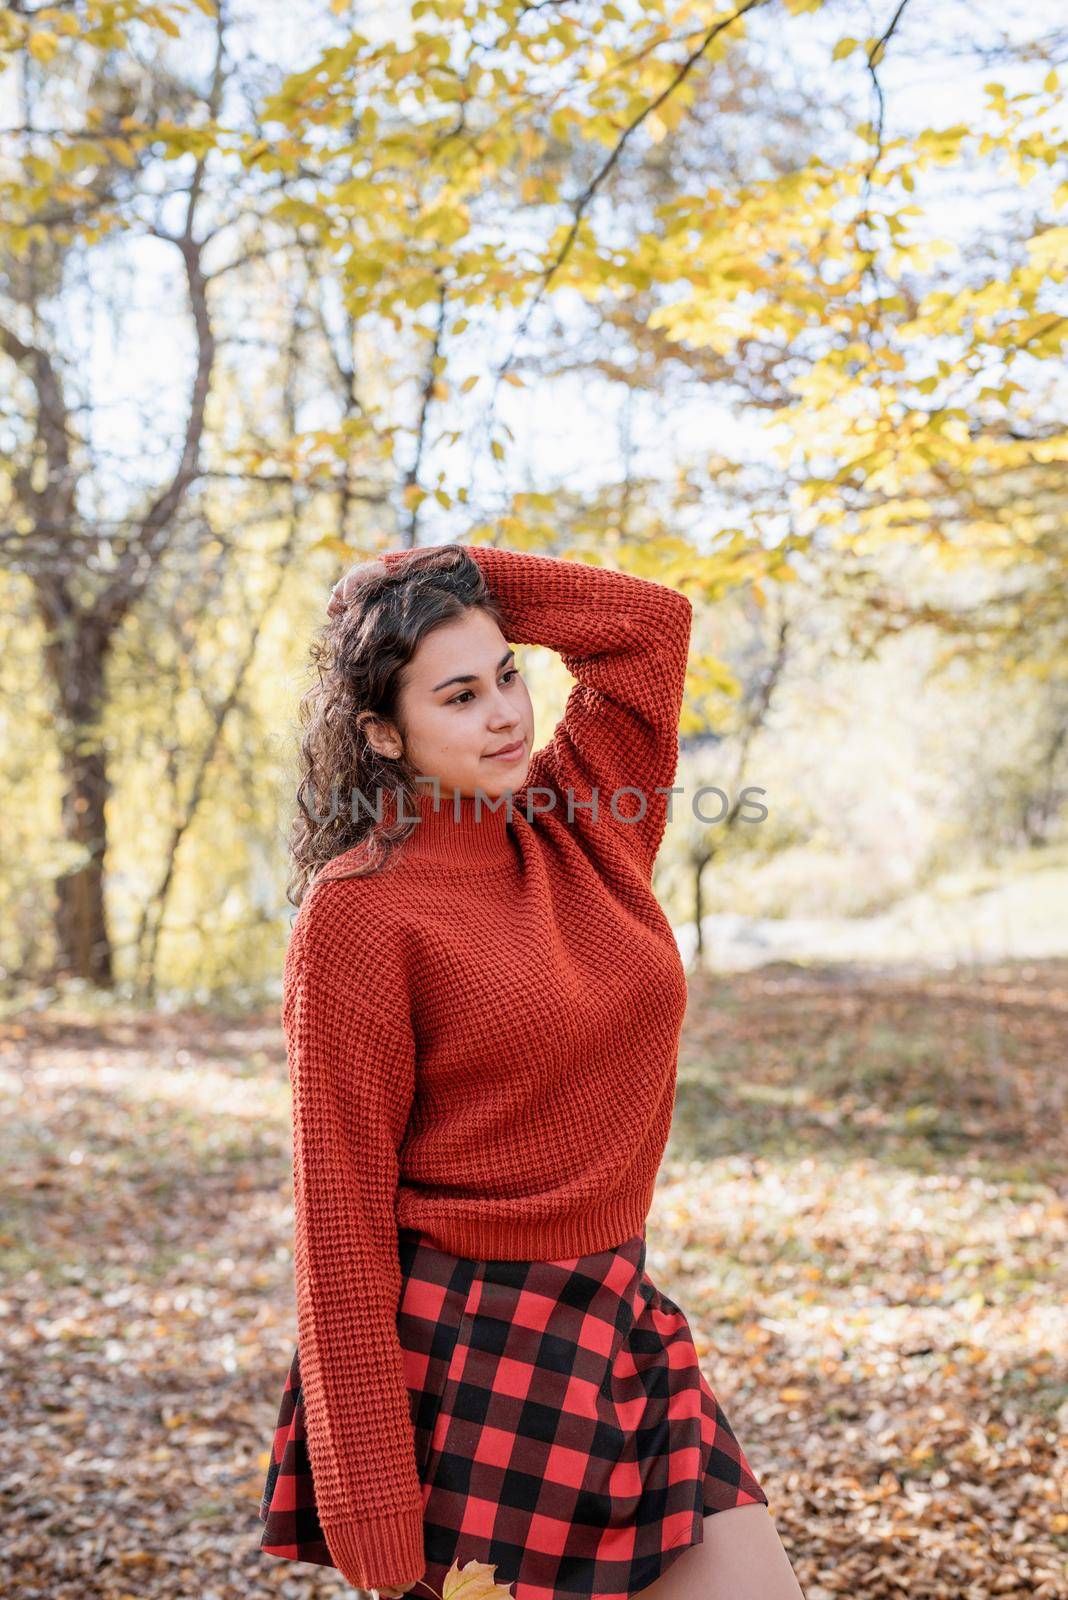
[372,606,535,801]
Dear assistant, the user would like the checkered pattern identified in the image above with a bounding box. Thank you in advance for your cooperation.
[260,1228,768,1600]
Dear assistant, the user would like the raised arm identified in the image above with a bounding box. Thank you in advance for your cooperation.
[283,890,425,1593]
[383,543,693,881]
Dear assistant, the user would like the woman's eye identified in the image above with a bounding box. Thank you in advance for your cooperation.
[449,670,520,707]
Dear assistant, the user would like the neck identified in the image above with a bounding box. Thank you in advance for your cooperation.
[390,785,516,869]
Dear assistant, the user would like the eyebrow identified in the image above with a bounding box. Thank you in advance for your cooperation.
[432,648,516,693]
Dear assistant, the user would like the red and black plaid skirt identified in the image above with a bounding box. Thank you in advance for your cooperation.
[259,1226,768,1600]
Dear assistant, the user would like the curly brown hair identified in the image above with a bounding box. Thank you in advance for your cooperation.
[286,542,507,906]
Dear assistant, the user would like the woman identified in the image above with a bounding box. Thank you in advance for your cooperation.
[258,542,806,1600]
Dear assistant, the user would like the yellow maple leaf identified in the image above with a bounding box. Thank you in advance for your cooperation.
[441,1556,517,1600]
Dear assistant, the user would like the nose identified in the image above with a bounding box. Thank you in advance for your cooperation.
[488,686,519,727]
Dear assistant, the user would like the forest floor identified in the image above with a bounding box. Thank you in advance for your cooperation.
[1,956,1065,1599]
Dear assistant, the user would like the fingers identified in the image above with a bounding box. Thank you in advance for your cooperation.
[327,558,389,617]
[327,571,361,617]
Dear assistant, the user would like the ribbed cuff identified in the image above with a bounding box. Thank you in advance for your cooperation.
[322,1506,426,1591]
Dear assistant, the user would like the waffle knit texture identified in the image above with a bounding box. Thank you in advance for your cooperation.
[283,542,694,1590]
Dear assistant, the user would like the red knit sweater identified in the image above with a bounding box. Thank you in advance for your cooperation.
[282,543,693,1591]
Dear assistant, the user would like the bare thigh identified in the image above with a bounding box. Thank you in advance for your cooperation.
[634,1505,806,1600]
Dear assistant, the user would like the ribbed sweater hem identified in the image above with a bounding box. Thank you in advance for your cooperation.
[322,1505,426,1590]
[395,1190,654,1260]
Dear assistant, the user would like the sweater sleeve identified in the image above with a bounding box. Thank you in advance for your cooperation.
[382,542,693,880]
[283,898,425,1592]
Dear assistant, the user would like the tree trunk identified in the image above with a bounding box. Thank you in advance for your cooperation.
[50,630,114,986]
[693,850,707,963]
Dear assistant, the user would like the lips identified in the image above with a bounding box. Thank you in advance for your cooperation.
[486,739,525,758]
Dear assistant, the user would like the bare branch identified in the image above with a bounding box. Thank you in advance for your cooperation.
[404,275,448,545]
[92,4,230,635]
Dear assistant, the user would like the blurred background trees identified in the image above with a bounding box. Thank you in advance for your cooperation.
[1,0,1065,998]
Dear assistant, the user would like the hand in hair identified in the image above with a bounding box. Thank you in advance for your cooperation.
[327,557,389,617]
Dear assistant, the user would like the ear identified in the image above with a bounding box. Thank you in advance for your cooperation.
[355,710,403,761]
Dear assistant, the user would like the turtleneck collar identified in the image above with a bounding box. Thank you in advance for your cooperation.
[392,785,517,869]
